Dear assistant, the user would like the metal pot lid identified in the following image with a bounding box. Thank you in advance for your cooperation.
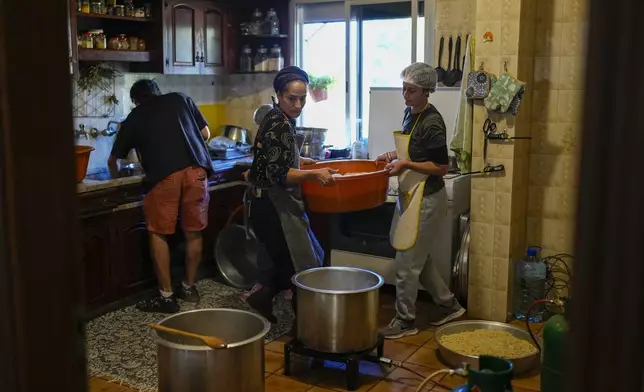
[253,104,274,126]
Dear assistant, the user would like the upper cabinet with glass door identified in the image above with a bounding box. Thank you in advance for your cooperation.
[164,0,230,75]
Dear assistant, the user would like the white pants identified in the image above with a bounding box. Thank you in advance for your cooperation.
[392,187,454,321]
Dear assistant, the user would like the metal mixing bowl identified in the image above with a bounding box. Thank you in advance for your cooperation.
[434,320,540,375]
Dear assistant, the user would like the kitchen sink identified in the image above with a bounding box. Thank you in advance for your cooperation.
[85,164,144,181]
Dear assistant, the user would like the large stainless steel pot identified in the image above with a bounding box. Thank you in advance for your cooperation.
[221,125,250,145]
[152,309,270,392]
[293,266,384,353]
[295,127,327,159]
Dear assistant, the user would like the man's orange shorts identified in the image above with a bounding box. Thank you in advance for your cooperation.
[143,166,210,235]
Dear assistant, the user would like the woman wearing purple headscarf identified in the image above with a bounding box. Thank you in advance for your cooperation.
[245,66,337,328]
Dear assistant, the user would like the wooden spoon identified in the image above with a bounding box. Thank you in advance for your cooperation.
[150,324,228,349]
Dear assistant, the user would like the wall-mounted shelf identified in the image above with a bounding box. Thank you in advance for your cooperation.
[78,49,151,62]
[240,34,288,39]
[76,12,155,23]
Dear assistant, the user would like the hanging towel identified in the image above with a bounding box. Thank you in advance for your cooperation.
[450,35,474,172]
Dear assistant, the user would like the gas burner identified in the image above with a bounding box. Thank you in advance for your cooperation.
[283,334,385,391]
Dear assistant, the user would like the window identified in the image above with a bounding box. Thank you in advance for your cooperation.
[295,0,430,149]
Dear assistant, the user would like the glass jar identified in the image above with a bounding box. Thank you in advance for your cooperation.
[269,45,284,72]
[108,37,120,50]
[81,0,90,13]
[117,34,129,50]
[124,0,134,17]
[106,0,116,7]
[144,3,152,18]
[137,38,147,51]
[239,45,253,72]
[134,7,145,18]
[90,1,103,15]
[250,8,263,35]
[128,36,139,51]
[240,22,250,36]
[254,45,269,72]
[94,33,107,49]
[81,32,94,49]
[114,4,124,16]
[265,8,280,36]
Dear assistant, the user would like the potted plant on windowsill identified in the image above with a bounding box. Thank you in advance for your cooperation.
[309,75,334,103]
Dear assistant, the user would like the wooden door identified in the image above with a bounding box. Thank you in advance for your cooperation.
[165,1,201,74]
[200,1,226,75]
[112,208,157,296]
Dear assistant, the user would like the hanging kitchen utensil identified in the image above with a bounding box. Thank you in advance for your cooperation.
[484,62,526,115]
[466,62,494,100]
[453,35,463,84]
[435,36,446,83]
[462,34,469,70]
[443,36,459,87]
[150,324,228,349]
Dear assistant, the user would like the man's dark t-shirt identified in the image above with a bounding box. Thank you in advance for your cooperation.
[111,92,213,192]
[401,105,449,196]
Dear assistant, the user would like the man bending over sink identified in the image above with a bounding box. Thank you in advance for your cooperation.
[108,79,212,314]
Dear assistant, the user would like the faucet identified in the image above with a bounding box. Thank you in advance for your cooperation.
[88,121,120,138]
[74,124,89,140]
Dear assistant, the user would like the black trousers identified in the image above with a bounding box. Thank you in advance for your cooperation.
[250,196,295,292]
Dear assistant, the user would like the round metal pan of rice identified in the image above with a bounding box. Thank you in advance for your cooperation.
[434,320,540,375]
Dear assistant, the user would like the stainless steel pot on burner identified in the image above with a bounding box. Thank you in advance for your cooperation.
[295,127,328,160]
[292,266,384,353]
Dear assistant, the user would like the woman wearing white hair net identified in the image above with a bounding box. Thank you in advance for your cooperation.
[377,62,465,339]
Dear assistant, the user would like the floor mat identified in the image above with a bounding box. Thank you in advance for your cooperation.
[85,280,293,391]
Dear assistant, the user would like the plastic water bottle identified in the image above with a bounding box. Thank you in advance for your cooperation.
[514,246,547,322]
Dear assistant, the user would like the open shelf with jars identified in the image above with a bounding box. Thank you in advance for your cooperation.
[70,0,164,73]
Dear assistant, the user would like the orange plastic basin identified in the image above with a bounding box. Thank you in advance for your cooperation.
[75,145,95,182]
[301,160,389,213]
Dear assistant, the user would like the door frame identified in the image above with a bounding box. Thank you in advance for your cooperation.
[0,1,85,391]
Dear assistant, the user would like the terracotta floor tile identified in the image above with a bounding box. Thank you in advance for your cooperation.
[383,340,420,362]
[512,368,541,391]
[312,366,381,392]
[265,350,285,373]
[385,363,460,390]
[370,379,418,391]
[397,329,434,346]
[265,374,312,392]
[405,347,447,370]
[266,339,286,353]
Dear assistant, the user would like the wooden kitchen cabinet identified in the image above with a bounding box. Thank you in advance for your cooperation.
[80,214,112,309]
[112,207,157,297]
[164,0,229,75]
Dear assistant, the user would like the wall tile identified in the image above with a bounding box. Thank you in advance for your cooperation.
[557,89,583,123]
[490,289,509,321]
[477,0,503,21]
[476,22,502,56]
[534,21,563,57]
[493,224,511,258]
[467,286,493,319]
[471,190,497,223]
[494,192,512,226]
[492,257,510,291]
[558,56,585,90]
[500,22,520,55]
[533,56,561,90]
[469,255,494,289]
[469,222,495,256]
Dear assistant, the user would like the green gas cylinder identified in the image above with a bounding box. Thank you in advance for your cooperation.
[452,356,514,392]
[541,312,567,392]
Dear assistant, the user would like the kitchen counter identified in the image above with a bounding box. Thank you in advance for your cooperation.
[77,156,253,194]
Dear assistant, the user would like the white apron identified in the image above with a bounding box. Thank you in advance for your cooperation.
[390,106,430,251]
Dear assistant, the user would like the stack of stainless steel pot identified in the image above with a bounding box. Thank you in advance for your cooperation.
[292,266,384,353]
[152,309,270,392]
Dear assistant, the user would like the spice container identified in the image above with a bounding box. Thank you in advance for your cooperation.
[90,1,103,14]
[124,0,134,16]
[114,4,124,16]
[81,32,94,49]
[144,3,152,18]
[137,39,147,51]
[134,7,145,17]
[269,45,284,71]
[128,36,139,51]
[108,37,120,50]
[81,0,91,13]
[265,8,280,36]
[240,22,250,36]
[250,8,263,35]
[94,33,107,49]
[254,45,269,72]
[239,45,253,72]
[117,34,129,50]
